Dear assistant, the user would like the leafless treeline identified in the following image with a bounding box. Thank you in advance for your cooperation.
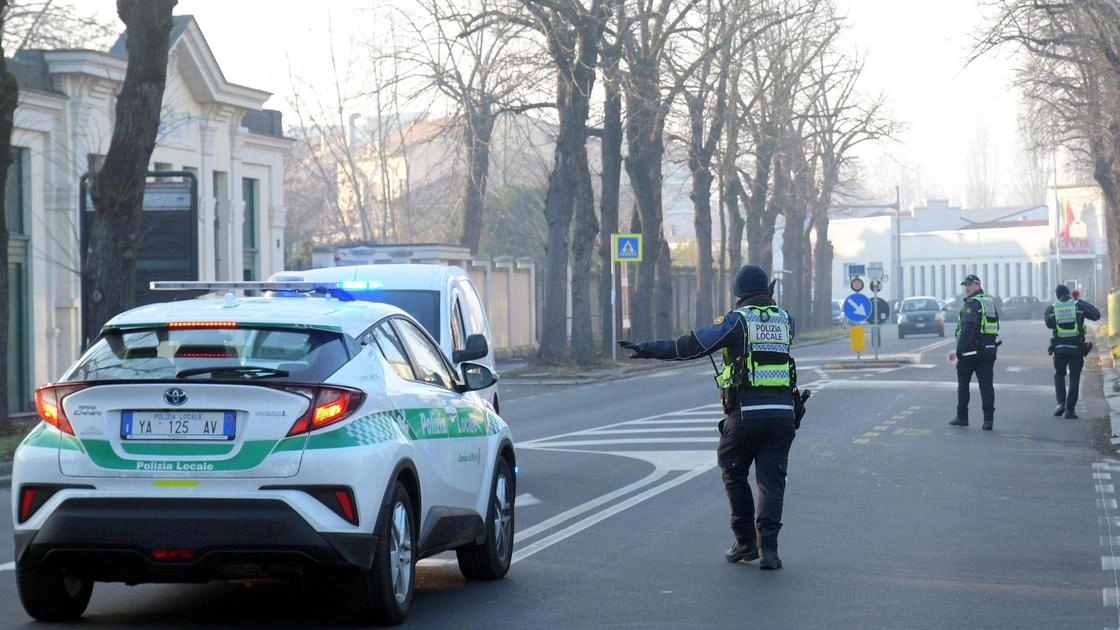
[977,0,1120,286]
[285,0,896,364]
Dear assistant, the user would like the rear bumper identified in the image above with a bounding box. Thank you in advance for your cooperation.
[14,497,376,583]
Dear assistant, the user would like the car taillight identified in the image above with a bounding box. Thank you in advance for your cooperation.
[285,386,365,436]
[17,484,93,523]
[34,383,88,435]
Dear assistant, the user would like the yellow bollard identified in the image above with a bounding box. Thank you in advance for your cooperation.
[1110,289,1120,358]
[849,324,865,353]
[1109,288,1120,338]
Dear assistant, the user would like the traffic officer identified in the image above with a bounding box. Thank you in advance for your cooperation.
[949,274,1000,430]
[1045,283,1101,418]
[619,264,802,570]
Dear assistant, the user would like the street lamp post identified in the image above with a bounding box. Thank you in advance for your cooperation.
[893,185,902,304]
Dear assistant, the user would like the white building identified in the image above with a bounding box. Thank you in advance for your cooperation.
[6,16,291,414]
[823,193,1108,306]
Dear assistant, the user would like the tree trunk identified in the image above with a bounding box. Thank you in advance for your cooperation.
[745,135,775,268]
[811,220,834,329]
[0,0,17,432]
[654,237,673,336]
[623,63,665,339]
[86,0,176,339]
[460,103,495,254]
[570,147,598,363]
[597,54,622,357]
[536,1,607,363]
[687,95,716,328]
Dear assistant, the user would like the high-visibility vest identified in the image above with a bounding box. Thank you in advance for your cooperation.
[716,305,792,389]
[957,292,1000,336]
[1052,299,1081,338]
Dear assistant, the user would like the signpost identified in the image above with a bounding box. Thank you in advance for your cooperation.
[610,234,643,361]
[843,291,871,361]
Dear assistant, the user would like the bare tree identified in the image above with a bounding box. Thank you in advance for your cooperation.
[475,0,611,363]
[977,0,1120,284]
[595,0,625,358]
[0,0,19,432]
[963,117,1000,208]
[84,0,176,338]
[3,0,117,51]
[398,0,551,253]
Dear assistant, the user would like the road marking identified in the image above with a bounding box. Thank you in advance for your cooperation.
[516,493,542,507]
[1097,473,1113,480]
[0,561,12,572]
[512,465,712,564]
[1102,557,1120,571]
[1100,484,1116,494]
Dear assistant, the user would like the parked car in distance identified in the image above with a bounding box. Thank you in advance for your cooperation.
[1001,295,1044,320]
[940,297,962,323]
[831,300,844,326]
[897,296,945,338]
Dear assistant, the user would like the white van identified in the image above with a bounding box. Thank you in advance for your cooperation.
[270,264,501,412]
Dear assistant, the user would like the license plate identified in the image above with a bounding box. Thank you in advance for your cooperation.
[121,410,236,441]
[916,322,926,327]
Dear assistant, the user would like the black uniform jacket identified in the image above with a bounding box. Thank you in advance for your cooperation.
[633,295,795,420]
[956,291,999,358]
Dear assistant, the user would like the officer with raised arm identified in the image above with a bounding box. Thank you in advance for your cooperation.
[1045,283,1101,419]
[618,264,808,570]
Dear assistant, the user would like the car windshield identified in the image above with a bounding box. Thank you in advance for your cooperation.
[347,289,441,342]
[65,326,351,382]
[902,299,939,312]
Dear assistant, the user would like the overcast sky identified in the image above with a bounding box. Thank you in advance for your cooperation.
[92,0,1023,208]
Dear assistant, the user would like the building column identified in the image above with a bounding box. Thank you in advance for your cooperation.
[229,127,245,279]
[267,155,286,274]
[199,120,218,280]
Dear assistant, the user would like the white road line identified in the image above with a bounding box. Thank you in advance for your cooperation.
[0,561,12,572]
[512,465,712,564]
[515,493,542,507]
[1103,557,1120,571]
[527,437,719,448]
[573,427,717,436]
[515,469,670,542]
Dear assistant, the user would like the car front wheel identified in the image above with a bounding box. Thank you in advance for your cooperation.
[346,481,415,625]
[16,560,93,621]
[457,458,515,580]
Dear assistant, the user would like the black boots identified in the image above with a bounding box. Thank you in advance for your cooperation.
[760,547,782,570]
[949,417,968,427]
[725,540,759,563]
[1053,404,1065,416]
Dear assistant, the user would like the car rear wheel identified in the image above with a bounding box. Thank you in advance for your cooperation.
[346,481,415,625]
[457,458,514,580]
[16,560,93,621]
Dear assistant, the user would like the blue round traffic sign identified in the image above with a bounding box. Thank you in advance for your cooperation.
[842,293,872,323]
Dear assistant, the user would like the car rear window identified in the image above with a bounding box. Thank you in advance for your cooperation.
[348,289,441,341]
[65,326,351,382]
[902,299,939,312]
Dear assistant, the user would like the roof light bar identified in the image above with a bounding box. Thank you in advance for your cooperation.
[150,281,344,291]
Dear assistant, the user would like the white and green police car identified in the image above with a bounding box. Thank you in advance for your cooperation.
[10,282,516,625]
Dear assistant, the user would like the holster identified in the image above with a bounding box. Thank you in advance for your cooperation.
[792,388,810,430]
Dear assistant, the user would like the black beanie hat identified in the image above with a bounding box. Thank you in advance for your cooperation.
[1055,284,1071,298]
[733,264,769,298]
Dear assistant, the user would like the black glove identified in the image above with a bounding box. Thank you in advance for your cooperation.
[1083,342,1093,357]
[618,340,651,359]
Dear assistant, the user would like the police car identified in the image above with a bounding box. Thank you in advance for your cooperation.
[10,282,516,625]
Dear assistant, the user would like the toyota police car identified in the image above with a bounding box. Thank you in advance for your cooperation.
[10,282,516,625]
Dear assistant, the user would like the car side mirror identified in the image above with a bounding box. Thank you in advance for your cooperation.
[453,333,489,364]
[458,362,497,392]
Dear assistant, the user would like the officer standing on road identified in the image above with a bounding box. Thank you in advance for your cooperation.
[618,264,805,570]
[949,274,1000,430]
[1045,283,1101,419]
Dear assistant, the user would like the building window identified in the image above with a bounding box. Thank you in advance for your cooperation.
[243,177,259,280]
[7,146,31,412]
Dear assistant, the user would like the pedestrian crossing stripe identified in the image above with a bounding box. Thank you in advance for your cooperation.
[611,233,643,262]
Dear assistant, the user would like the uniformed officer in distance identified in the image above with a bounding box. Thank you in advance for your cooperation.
[1045,283,1101,419]
[619,264,803,570]
[949,274,1000,430]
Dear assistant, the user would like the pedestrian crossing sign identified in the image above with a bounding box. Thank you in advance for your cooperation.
[611,233,642,262]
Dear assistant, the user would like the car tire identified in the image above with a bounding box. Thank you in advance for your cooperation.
[457,458,515,580]
[16,560,93,621]
[347,481,415,626]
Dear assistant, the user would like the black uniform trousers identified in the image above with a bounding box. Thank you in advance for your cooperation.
[717,412,796,549]
[1053,351,1085,410]
[956,354,995,421]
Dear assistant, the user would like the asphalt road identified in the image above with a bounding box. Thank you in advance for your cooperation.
[1,319,1117,628]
